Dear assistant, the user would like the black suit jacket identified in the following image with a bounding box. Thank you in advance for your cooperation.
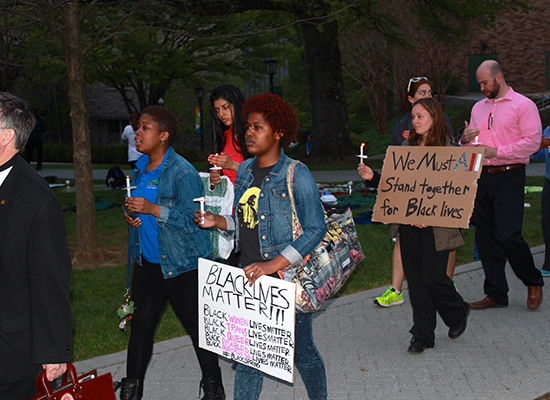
[0,155,72,384]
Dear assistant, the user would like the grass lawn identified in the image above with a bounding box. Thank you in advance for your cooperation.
[61,171,545,361]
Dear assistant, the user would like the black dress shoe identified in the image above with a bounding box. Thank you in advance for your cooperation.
[408,337,433,353]
[449,304,471,339]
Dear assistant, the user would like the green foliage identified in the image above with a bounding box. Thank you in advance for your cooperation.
[281,33,312,143]
[174,146,200,163]
[90,145,127,165]
[85,5,219,109]
[350,113,395,157]
[43,143,73,163]
[85,6,298,111]
[444,105,474,134]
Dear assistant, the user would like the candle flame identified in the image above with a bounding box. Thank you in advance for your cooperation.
[361,143,365,148]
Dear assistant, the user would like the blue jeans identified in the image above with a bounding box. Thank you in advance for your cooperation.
[233,313,327,400]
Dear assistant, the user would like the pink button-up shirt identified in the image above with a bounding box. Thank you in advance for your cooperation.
[462,87,542,166]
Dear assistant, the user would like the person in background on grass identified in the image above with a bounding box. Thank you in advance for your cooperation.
[531,126,550,276]
[196,93,327,399]
[373,77,456,308]
[121,111,142,170]
[461,60,543,310]
[121,105,224,400]
[208,84,250,187]
[359,97,470,353]
[0,92,72,400]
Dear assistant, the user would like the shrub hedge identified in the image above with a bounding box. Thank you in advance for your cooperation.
[43,143,74,163]
[41,142,201,165]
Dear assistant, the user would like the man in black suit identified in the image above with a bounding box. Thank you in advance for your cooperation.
[0,92,72,400]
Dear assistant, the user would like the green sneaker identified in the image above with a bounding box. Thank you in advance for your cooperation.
[374,287,404,307]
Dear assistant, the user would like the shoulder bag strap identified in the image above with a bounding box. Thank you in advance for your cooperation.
[286,160,303,238]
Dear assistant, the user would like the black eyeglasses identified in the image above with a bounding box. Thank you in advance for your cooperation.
[488,113,494,130]
[407,77,428,93]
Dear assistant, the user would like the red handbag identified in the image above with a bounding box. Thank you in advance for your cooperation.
[29,363,116,400]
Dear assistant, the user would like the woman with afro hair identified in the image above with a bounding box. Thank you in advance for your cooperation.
[196,93,328,400]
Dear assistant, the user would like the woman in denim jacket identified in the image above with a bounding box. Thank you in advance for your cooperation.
[197,93,327,400]
[122,105,224,400]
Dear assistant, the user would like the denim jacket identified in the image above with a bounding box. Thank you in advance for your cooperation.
[129,147,213,278]
[221,150,326,271]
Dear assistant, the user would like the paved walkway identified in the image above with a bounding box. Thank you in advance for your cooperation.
[75,246,550,399]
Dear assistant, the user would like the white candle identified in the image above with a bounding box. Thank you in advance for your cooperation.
[194,197,207,224]
[360,143,366,161]
[209,166,222,190]
[126,175,132,197]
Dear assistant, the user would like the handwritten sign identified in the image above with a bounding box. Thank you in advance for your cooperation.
[198,258,296,383]
[372,146,485,228]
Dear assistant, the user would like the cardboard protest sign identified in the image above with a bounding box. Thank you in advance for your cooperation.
[198,258,296,383]
[372,146,485,228]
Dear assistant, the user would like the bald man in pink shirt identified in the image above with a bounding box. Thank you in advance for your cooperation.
[461,60,543,311]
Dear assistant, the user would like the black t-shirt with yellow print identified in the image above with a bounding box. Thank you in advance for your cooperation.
[237,163,274,268]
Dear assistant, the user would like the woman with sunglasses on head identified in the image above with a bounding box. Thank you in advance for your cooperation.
[391,77,454,145]
[360,97,470,352]
[371,77,456,309]
[196,93,327,399]
[207,84,251,188]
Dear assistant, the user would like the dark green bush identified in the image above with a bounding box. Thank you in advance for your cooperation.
[42,143,128,164]
[91,145,127,165]
[175,146,199,163]
[43,143,73,163]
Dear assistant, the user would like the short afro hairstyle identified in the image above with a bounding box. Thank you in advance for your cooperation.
[141,105,179,145]
[242,93,299,148]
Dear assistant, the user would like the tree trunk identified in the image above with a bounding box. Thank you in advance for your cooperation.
[65,1,104,262]
[301,18,353,160]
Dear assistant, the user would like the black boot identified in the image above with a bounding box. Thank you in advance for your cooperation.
[119,378,139,400]
[199,372,225,400]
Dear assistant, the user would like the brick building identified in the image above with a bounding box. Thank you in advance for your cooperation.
[459,0,549,93]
